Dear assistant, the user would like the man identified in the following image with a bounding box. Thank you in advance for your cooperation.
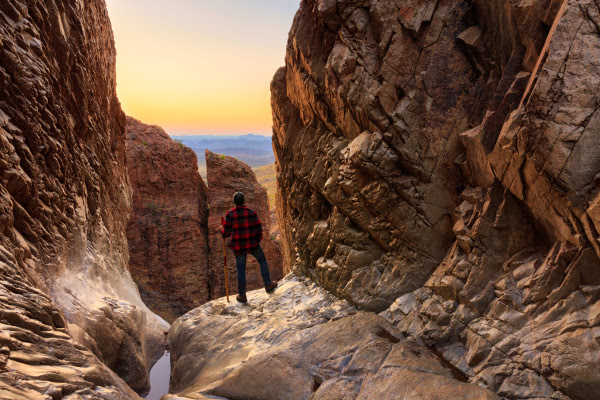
[221,192,277,303]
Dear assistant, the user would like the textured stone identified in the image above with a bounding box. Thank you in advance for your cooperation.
[272,0,495,312]
[169,275,498,400]
[126,116,210,323]
[385,186,600,400]
[0,0,166,397]
[270,0,600,399]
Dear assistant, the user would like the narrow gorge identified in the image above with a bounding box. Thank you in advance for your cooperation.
[125,117,210,323]
[1,0,599,400]
[124,120,283,323]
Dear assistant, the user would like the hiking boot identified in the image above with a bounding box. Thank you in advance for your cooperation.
[265,281,278,293]
[236,294,247,303]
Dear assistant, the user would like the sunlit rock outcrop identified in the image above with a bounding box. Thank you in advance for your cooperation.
[126,116,210,323]
[0,0,166,397]
[272,0,497,310]
[168,275,499,400]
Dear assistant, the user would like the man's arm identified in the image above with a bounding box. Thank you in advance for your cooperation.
[221,212,233,238]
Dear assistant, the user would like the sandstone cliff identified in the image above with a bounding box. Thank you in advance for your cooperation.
[0,1,166,397]
[268,0,600,399]
[126,117,210,323]
[206,150,284,298]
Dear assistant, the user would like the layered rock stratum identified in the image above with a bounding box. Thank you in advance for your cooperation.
[0,1,166,397]
[206,150,284,299]
[126,117,210,323]
[218,0,600,398]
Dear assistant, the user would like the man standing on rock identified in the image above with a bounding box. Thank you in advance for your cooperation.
[221,192,278,302]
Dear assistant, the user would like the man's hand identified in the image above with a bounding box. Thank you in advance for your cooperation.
[221,215,233,238]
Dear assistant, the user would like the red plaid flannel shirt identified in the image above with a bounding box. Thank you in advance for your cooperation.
[221,206,263,255]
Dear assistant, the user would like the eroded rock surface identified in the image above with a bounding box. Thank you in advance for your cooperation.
[381,184,600,400]
[169,275,499,400]
[206,150,284,299]
[270,0,600,399]
[126,116,210,323]
[271,0,581,311]
[0,0,166,397]
[272,0,497,310]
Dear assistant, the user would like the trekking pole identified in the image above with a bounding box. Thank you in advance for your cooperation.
[221,217,230,302]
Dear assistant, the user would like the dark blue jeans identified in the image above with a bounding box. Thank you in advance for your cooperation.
[234,245,272,297]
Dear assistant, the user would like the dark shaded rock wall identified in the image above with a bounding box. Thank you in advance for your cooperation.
[0,0,166,397]
[126,117,210,323]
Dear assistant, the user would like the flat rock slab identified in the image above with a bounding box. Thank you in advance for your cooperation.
[169,274,499,400]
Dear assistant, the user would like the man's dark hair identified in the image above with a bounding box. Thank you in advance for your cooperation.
[233,192,245,206]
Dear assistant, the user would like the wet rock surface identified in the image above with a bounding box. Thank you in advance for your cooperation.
[126,117,210,323]
[169,274,499,400]
[0,0,166,397]
[206,150,284,299]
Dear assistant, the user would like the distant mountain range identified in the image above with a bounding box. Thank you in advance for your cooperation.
[171,134,279,235]
[171,134,275,172]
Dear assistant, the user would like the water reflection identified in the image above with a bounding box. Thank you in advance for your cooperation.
[145,351,171,400]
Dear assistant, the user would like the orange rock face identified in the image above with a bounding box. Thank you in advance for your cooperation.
[126,117,210,322]
[206,150,284,299]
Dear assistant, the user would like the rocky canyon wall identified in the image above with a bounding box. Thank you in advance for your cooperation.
[272,0,498,311]
[272,0,597,312]
[271,0,600,398]
[126,117,210,323]
[0,1,166,397]
[125,140,282,319]
[206,150,284,298]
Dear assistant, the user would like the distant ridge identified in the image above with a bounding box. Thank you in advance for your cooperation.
[172,135,275,172]
[170,133,271,140]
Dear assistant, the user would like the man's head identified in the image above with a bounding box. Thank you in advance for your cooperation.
[233,192,245,206]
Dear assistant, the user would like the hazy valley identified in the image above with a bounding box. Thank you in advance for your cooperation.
[171,134,275,180]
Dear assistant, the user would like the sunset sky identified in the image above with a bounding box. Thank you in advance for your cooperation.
[104,0,300,135]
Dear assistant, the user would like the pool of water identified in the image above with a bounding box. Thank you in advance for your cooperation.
[145,351,171,400]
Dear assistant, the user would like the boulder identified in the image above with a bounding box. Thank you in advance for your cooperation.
[169,275,499,400]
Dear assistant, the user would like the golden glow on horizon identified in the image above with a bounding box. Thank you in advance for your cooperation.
[105,0,299,135]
